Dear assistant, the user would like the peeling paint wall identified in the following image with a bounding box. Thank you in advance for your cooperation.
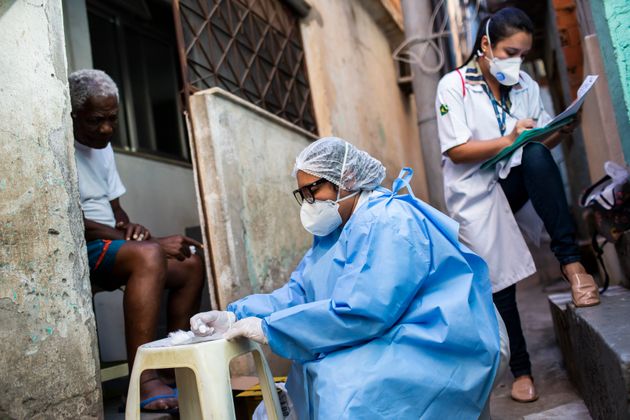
[590,0,630,163]
[602,0,630,121]
[0,1,102,418]
[301,0,429,198]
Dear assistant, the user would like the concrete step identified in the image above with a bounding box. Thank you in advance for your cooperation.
[548,285,630,420]
[523,400,591,419]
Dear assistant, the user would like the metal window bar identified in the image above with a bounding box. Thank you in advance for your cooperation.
[172,0,317,133]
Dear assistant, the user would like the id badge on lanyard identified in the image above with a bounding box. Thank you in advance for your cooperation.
[482,84,508,136]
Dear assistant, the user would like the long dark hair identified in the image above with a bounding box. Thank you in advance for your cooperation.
[461,7,534,67]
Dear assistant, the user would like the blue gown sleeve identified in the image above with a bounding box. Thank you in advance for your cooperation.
[227,257,309,320]
[262,211,431,361]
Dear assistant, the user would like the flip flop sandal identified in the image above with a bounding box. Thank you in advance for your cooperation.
[140,388,179,415]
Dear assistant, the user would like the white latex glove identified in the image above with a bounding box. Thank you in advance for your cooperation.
[190,310,236,337]
[222,317,267,344]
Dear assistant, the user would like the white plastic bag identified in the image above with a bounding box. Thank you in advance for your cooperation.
[252,382,297,420]
[583,161,630,210]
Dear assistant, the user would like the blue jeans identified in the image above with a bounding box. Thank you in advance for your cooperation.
[499,142,581,265]
[493,142,581,378]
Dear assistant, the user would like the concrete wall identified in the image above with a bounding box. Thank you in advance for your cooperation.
[0,1,102,418]
[301,0,429,199]
[581,34,625,180]
[590,0,630,164]
[189,89,313,310]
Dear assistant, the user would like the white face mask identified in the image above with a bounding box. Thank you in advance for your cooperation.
[299,141,359,236]
[484,19,522,86]
[300,191,359,236]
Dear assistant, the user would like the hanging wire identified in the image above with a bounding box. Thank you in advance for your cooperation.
[393,0,481,74]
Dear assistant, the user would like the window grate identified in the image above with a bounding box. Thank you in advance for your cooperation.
[173,0,317,133]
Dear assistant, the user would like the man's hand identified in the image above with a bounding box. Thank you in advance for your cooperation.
[155,235,204,261]
[116,221,151,241]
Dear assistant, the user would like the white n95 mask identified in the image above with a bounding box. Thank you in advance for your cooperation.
[484,18,522,86]
[300,192,358,236]
[487,56,522,86]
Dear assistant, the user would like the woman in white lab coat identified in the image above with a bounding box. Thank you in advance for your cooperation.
[435,7,600,403]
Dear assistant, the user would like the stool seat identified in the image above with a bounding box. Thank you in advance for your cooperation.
[125,337,282,419]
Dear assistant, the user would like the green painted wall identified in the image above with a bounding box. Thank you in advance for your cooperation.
[590,0,630,164]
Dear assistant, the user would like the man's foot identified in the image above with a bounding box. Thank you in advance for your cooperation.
[561,262,600,307]
[139,371,178,412]
[511,375,538,403]
[158,368,176,387]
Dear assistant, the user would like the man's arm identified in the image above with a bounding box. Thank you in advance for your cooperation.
[84,217,125,242]
[110,198,129,227]
[106,198,204,259]
[109,198,150,240]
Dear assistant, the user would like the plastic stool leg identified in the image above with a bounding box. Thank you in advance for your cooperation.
[253,348,283,420]
[124,355,144,419]
[201,356,236,419]
[175,367,203,419]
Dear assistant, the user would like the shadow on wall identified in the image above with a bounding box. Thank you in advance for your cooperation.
[0,1,16,18]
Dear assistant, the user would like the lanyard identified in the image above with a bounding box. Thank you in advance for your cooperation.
[481,84,508,135]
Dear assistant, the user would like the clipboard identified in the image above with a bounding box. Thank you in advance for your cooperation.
[481,75,599,170]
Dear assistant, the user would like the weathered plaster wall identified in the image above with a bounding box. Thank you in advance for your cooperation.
[189,89,313,310]
[301,0,429,198]
[581,34,624,181]
[591,0,630,163]
[0,1,102,418]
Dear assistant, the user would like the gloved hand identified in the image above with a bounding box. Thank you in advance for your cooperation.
[190,310,236,337]
[222,317,268,344]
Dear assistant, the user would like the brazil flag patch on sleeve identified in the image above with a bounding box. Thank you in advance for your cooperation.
[439,104,449,116]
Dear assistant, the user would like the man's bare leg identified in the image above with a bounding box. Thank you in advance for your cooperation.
[156,254,205,385]
[111,241,177,411]
[165,254,205,332]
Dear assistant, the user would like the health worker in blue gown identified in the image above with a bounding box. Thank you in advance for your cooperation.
[191,137,503,419]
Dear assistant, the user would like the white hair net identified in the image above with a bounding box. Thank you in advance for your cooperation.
[293,137,386,191]
[68,69,119,112]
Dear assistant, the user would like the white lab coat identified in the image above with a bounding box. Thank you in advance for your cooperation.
[436,61,552,292]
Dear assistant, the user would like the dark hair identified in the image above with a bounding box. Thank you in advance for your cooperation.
[461,7,534,67]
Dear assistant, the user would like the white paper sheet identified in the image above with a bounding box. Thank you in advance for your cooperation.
[547,74,598,125]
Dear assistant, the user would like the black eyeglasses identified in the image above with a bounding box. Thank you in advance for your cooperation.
[292,178,329,206]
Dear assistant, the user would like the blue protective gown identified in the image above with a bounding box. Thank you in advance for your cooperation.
[228,169,500,419]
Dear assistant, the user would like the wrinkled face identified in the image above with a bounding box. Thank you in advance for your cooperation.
[72,95,119,149]
[482,30,532,60]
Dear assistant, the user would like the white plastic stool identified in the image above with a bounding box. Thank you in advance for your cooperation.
[125,337,283,419]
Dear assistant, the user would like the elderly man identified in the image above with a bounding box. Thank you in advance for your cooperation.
[69,69,204,413]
